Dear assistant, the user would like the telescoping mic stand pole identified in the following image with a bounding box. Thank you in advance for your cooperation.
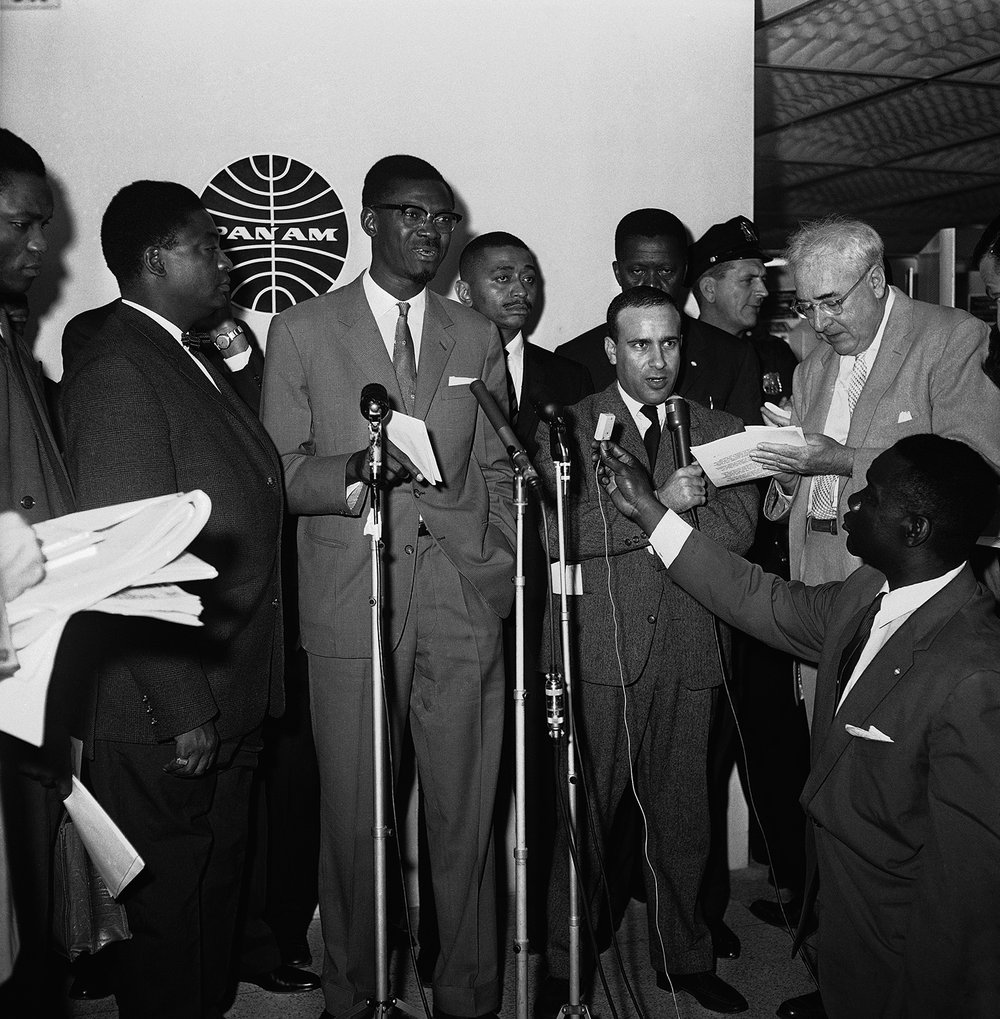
[548,416,592,1018]
[345,385,422,1019]
[469,379,537,1019]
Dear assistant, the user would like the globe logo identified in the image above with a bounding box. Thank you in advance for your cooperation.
[202,154,349,315]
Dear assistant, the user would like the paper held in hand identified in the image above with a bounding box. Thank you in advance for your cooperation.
[385,411,442,485]
[691,426,807,488]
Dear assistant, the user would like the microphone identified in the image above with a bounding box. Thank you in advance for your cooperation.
[469,379,539,486]
[545,672,565,739]
[664,394,692,468]
[360,383,389,421]
[538,404,570,464]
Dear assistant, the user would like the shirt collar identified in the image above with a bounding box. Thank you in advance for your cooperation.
[617,382,665,423]
[505,331,524,360]
[874,559,965,629]
[363,269,426,322]
[121,299,185,343]
[855,286,894,368]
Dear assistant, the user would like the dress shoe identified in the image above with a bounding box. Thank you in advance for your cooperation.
[710,919,741,959]
[245,964,321,993]
[284,943,313,967]
[534,973,570,1018]
[776,989,827,1018]
[68,973,113,1000]
[657,970,748,1014]
[749,896,801,930]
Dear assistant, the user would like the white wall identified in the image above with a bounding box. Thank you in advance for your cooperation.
[0,0,753,377]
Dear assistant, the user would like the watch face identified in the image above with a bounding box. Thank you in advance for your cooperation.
[213,325,242,350]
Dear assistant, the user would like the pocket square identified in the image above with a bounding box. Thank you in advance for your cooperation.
[897,411,913,423]
[448,376,477,386]
[845,723,893,742]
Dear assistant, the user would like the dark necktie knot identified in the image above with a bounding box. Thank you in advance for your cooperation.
[834,591,885,713]
[640,404,660,469]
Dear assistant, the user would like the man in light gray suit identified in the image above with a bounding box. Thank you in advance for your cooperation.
[752,216,1000,723]
[533,286,756,1016]
[261,155,514,1019]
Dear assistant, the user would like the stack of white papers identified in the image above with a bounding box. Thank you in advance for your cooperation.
[691,426,807,488]
[2,492,217,747]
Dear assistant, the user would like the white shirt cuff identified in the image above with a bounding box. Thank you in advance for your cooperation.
[222,347,253,372]
[648,509,694,567]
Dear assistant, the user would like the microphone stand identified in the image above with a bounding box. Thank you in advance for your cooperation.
[344,413,421,1019]
[550,423,592,1018]
[512,466,529,1019]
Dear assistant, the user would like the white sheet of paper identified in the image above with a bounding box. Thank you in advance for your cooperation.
[63,776,145,897]
[691,426,807,487]
[385,412,442,485]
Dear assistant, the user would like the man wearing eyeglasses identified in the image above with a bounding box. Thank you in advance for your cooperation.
[749,216,1000,727]
[261,154,514,1019]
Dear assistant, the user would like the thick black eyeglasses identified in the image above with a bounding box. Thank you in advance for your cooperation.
[372,204,463,233]
[793,265,873,320]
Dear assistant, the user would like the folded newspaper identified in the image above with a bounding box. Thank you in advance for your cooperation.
[2,491,217,748]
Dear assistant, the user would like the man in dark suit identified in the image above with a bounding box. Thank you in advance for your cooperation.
[534,286,757,1016]
[261,155,515,1019]
[454,230,591,950]
[599,432,1000,1019]
[555,207,762,425]
[0,128,77,1019]
[59,180,285,1019]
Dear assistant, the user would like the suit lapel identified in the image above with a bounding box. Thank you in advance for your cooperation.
[802,343,839,432]
[335,276,402,409]
[848,287,910,447]
[517,345,542,447]
[802,567,977,805]
[414,291,455,420]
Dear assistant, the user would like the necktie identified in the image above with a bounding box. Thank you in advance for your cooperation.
[812,351,871,521]
[503,349,518,425]
[834,591,884,712]
[640,404,660,470]
[394,302,417,410]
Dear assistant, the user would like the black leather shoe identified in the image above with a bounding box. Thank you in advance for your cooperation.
[749,897,801,929]
[245,964,321,993]
[711,919,741,959]
[284,942,313,967]
[534,974,570,1018]
[776,989,827,1018]
[657,970,748,1013]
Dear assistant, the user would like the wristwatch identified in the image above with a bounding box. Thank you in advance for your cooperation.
[213,323,244,350]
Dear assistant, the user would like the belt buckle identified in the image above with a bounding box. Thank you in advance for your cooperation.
[809,516,838,534]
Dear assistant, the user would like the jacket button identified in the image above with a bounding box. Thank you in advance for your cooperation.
[19,495,34,509]
[404,544,414,555]
[647,614,656,624]
[271,597,279,608]
[624,537,633,547]
[266,476,275,486]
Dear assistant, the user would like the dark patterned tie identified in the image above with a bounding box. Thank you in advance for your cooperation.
[834,591,885,713]
[640,404,660,470]
[394,302,417,410]
[503,349,518,425]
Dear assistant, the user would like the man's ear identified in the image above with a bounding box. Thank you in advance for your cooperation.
[901,513,931,548]
[612,260,623,289]
[869,263,888,300]
[698,275,716,305]
[604,334,618,365]
[143,246,166,278]
[454,279,472,308]
[360,206,377,239]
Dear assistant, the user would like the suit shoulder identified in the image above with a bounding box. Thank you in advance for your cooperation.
[556,323,606,357]
[526,343,593,393]
[270,286,353,332]
[684,316,751,363]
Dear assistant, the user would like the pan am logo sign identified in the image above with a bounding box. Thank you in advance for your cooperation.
[202,155,349,315]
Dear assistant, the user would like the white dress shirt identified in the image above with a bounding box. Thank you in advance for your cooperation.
[647,508,964,711]
[362,269,427,366]
[505,331,525,405]
[617,383,666,438]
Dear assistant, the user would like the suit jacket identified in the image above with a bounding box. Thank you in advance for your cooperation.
[555,313,763,425]
[514,342,593,455]
[260,273,516,657]
[62,300,264,413]
[0,309,73,521]
[667,531,1000,1018]
[533,385,757,687]
[765,287,1000,586]
[60,302,284,745]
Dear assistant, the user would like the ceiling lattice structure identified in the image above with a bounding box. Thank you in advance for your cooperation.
[755,0,1000,256]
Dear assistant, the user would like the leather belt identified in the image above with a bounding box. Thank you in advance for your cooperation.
[808,516,838,534]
